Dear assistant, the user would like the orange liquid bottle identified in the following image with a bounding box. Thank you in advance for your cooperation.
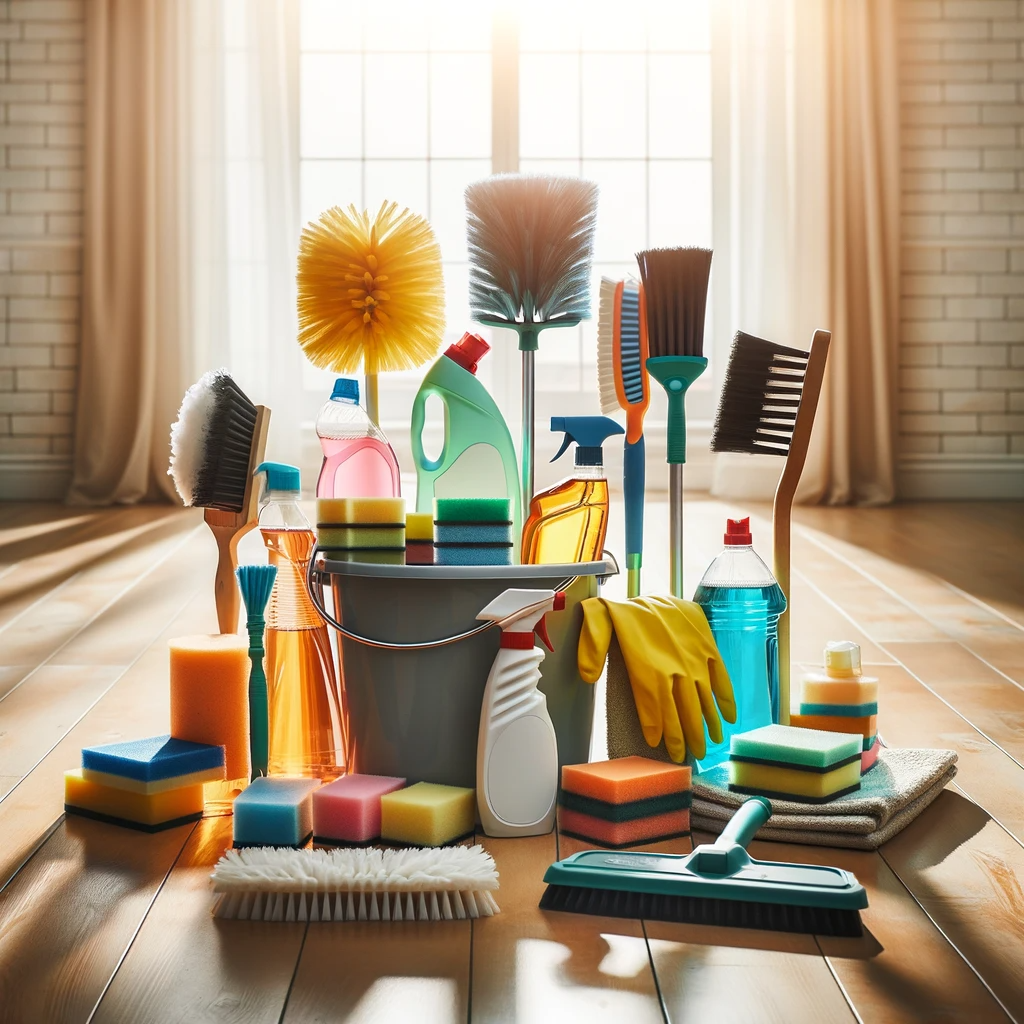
[521,416,623,564]
[256,462,346,780]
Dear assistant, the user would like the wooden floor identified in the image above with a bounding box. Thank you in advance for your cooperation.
[0,497,1023,1022]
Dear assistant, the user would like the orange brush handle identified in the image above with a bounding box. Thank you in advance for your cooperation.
[619,282,651,445]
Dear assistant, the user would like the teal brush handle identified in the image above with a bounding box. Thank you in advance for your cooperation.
[646,355,708,464]
[717,797,772,851]
[247,617,269,779]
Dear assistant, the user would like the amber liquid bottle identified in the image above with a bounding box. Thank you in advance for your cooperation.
[521,466,610,564]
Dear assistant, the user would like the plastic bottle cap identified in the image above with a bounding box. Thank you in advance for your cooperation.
[824,640,862,677]
[255,461,301,492]
[723,518,752,545]
[445,332,490,375]
[331,378,359,402]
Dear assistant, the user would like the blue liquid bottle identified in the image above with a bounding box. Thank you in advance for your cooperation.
[692,517,787,772]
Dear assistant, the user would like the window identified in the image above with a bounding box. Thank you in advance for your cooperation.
[297,0,715,486]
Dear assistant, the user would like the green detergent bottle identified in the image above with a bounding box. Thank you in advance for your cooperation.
[411,332,521,553]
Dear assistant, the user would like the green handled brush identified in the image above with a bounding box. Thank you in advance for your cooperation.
[466,174,599,515]
[541,797,866,936]
[236,564,277,780]
[636,247,712,598]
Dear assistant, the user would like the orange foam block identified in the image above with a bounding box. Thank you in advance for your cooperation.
[560,757,691,804]
[557,806,691,848]
[790,713,876,739]
[169,634,251,781]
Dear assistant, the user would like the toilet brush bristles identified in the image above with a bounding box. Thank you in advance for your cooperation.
[211,845,501,922]
[466,174,599,326]
[297,201,445,376]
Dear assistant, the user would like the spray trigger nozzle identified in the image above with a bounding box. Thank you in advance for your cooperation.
[549,416,624,467]
[535,615,554,652]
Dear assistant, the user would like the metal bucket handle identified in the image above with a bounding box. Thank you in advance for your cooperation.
[305,549,619,652]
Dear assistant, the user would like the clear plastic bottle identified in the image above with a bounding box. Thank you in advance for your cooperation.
[315,378,401,499]
[692,517,787,772]
[255,461,346,779]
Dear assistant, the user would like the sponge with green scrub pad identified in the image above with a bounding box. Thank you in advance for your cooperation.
[64,769,205,831]
[81,734,226,792]
[317,497,406,562]
[313,773,407,844]
[433,496,513,566]
[233,776,319,847]
[729,725,862,803]
[434,497,511,523]
[380,782,476,846]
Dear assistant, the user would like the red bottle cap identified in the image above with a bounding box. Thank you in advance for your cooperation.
[724,517,752,545]
[445,332,490,375]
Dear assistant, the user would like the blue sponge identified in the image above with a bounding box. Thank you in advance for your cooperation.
[81,734,225,782]
[434,523,513,545]
[435,544,512,566]
[232,777,318,847]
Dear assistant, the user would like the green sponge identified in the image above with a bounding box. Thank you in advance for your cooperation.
[730,724,861,769]
[433,497,511,523]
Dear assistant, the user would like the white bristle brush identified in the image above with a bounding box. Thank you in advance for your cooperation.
[211,845,500,922]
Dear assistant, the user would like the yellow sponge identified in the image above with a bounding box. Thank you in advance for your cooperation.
[729,759,861,803]
[380,782,475,845]
[405,512,434,542]
[317,497,406,524]
[64,769,205,831]
[81,765,224,796]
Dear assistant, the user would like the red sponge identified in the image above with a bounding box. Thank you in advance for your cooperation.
[557,806,691,848]
[560,757,691,804]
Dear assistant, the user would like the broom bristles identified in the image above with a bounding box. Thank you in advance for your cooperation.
[466,174,599,325]
[297,201,445,376]
[636,247,712,360]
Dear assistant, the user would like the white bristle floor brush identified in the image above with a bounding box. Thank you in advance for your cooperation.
[211,845,500,922]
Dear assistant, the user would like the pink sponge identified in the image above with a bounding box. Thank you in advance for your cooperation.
[313,774,406,843]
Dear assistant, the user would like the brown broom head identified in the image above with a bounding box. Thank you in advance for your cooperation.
[297,201,446,376]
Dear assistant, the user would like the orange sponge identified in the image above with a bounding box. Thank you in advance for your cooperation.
[560,757,691,804]
[557,806,690,848]
[790,713,876,738]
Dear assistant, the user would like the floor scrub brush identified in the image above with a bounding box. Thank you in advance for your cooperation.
[636,247,712,599]
[169,371,271,633]
[710,329,831,724]
[211,844,500,922]
[540,796,866,936]
[466,174,599,514]
[297,201,446,426]
[597,277,650,597]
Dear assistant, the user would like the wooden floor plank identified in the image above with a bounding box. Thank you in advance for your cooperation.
[92,816,304,1024]
[0,815,194,1024]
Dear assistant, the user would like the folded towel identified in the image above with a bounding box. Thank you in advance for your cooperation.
[691,747,957,850]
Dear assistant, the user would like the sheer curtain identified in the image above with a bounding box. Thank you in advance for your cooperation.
[70,0,303,505]
[710,0,899,506]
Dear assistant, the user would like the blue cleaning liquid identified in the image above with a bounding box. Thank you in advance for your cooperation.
[693,582,787,772]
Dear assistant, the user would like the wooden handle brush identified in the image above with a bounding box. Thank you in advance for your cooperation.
[710,328,831,724]
[169,371,271,633]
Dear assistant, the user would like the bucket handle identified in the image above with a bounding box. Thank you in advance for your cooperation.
[304,549,619,651]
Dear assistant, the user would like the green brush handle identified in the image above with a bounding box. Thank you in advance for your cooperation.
[474,316,582,352]
[246,617,269,780]
[646,355,708,464]
[717,797,772,850]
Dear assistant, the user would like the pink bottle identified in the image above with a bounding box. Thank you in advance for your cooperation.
[315,378,401,498]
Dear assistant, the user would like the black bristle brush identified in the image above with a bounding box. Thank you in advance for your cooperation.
[169,370,271,633]
[636,246,713,598]
[710,329,831,724]
[466,174,599,513]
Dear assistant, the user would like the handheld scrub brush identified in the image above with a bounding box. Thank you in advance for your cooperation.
[169,371,271,633]
[710,329,831,724]
[297,201,446,426]
[465,174,599,514]
[597,278,650,597]
[635,247,713,599]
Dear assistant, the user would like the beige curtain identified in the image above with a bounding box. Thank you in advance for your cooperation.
[711,0,900,506]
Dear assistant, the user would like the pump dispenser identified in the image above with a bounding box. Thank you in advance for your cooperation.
[476,588,566,837]
[521,415,624,564]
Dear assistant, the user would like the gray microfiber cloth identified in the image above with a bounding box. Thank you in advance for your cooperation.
[691,747,958,850]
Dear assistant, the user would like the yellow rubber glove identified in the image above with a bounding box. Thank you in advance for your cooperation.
[578,595,736,763]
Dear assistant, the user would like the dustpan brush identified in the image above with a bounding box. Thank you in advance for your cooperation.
[466,174,599,512]
[636,247,712,598]
[297,201,445,425]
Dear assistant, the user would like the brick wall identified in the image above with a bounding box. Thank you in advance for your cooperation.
[0,0,82,500]
[898,0,1024,498]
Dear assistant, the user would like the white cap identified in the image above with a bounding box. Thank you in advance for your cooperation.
[824,640,861,678]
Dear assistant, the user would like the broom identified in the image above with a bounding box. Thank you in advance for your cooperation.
[297,201,445,426]
[465,174,599,513]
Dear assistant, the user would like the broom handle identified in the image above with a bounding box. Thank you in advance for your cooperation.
[521,349,535,516]
[773,330,831,725]
[365,373,379,427]
[669,463,684,598]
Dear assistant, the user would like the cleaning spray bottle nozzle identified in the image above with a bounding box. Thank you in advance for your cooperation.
[550,416,625,466]
[254,462,301,503]
[445,331,490,375]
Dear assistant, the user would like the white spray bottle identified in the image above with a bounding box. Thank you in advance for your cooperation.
[476,588,565,837]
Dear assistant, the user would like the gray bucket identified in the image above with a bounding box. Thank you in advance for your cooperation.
[317,559,615,789]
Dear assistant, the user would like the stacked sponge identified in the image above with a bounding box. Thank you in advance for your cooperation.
[317,497,406,564]
[557,756,691,847]
[65,735,226,832]
[791,641,880,772]
[434,498,513,566]
[405,512,434,565]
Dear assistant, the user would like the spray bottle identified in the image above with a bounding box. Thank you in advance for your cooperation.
[521,416,625,564]
[476,588,566,837]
